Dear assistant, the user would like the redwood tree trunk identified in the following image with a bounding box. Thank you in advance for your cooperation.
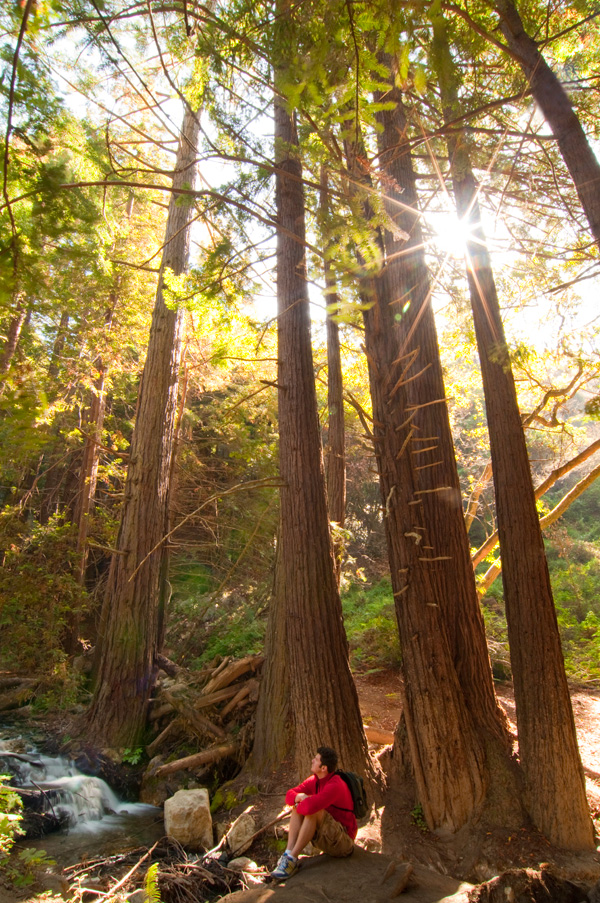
[86,106,199,749]
[321,168,346,581]
[74,295,117,586]
[494,0,600,249]
[252,72,372,781]
[47,310,69,382]
[343,57,521,831]
[0,298,29,389]
[433,19,594,850]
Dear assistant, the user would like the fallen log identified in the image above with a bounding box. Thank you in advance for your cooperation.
[147,717,184,758]
[155,654,181,677]
[155,743,238,778]
[201,656,263,697]
[149,702,175,722]
[0,676,36,691]
[194,685,241,710]
[164,691,226,741]
[0,752,44,767]
[364,726,395,745]
[207,656,231,684]
[0,682,39,712]
[220,679,258,718]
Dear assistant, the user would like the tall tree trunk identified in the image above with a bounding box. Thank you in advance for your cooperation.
[343,57,521,832]
[0,297,29,390]
[74,295,117,587]
[85,106,200,749]
[432,18,594,850]
[494,0,600,249]
[252,62,373,782]
[47,310,70,383]
[320,167,346,583]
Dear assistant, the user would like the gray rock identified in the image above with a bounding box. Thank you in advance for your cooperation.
[225,807,256,856]
[164,788,213,850]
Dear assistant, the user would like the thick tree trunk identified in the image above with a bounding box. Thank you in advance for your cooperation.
[85,106,200,749]
[433,19,594,850]
[494,0,600,249]
[342,57,521,832]
[252,79,373,782]
[320,168,346,582]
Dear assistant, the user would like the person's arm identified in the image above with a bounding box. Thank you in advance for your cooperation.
[295,776,346,816]
[285,775,316,807]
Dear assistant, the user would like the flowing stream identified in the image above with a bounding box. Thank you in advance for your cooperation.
[0,738,164,867]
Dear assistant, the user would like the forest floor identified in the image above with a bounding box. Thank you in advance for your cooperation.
[217,671,600,902]
[353,671,600,877]
[2,672,600,903]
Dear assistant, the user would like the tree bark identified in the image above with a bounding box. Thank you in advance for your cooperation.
[0,297,29,390]
[85,105,200,749]
[251,57,373,783]
[494,0,600,249]
[320,167,346,582]
[342,55,521,832]
[74,294,117,587]
[47,310,69,382]
[432,18,594,850]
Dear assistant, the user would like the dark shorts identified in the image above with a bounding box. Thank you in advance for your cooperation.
[312,810,354,858]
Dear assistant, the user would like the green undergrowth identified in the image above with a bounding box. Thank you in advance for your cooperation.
[166,574,402,673]
[340,578,401,670]
[481,526,600,682]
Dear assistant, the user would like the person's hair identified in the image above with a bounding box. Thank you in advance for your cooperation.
[317,746,338,773]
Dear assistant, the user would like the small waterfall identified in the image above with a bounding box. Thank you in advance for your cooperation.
[26,772,126,828]
[0,741,156,834]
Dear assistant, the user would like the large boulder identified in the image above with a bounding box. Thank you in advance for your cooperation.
[164,788,213,850]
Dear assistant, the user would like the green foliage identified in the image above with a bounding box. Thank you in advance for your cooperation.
[3,847,56,888]
[0,777,24,856]
[0,511,89,672]
[0,778,55,888]
[410,804,428,833]
[341,579,400,670]
[122,747,145,766]
[144,862,162,903]
[482,523,600,681]
[191,602,266,667]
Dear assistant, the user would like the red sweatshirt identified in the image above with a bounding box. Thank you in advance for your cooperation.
[285,772,357,839]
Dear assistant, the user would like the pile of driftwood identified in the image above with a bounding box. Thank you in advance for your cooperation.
[63,837,254,903]
[147,654,264,775]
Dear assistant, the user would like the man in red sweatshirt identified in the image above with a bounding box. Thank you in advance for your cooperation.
[270,746,357,881]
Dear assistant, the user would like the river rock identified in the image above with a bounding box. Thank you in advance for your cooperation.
[225,807,256,856]
[164,788,213,850]
[228,857,260,872]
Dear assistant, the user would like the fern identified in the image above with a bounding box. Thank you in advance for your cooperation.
[144,863,161,903]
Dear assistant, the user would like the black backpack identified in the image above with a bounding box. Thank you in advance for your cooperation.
[336,770,368,819]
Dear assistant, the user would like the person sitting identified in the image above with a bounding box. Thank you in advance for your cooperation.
[270,746,356,881]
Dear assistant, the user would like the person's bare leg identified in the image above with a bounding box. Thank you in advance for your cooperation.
[286,808,304,853]
[289,810,324,858]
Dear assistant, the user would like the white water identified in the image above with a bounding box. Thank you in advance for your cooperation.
[0,741,159,834]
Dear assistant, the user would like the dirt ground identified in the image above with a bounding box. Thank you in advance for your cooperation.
[3,672,600,903]
[354,669,600,818]
[216,672,600,903]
